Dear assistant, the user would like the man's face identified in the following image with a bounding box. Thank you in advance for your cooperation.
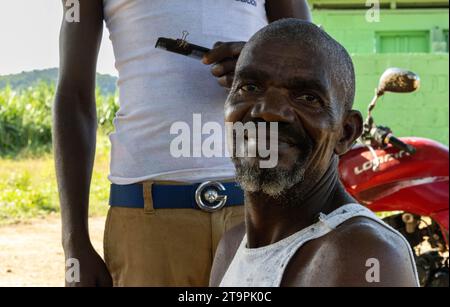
[225,38,345,197]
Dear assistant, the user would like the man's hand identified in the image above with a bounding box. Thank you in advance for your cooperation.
[65,243,112,287]
[202,0,312,89]
[203,41,246,89]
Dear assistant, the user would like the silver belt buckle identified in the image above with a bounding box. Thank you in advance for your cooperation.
[195,181,228,212]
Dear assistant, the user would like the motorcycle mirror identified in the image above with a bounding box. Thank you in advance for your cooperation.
[377,68,420,96]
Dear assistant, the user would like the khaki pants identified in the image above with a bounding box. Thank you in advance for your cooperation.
[104,181,244,287]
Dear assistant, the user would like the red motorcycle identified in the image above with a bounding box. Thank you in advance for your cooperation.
[339,68,449,287]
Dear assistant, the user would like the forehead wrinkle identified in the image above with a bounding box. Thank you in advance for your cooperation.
[239,41,331,79]
[286,76,329,92]
[235,66,271,82]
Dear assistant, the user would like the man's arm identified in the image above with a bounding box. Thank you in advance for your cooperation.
[54,0,112,286]
[204,0,312,88]
[329,219,418,287]
[284,218,419,287]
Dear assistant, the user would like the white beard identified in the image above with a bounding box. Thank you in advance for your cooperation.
[233,158,306,198]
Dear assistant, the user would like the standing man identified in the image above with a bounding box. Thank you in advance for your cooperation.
[54,0,311,286]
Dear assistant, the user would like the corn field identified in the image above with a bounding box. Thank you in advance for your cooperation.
[0,83,115,223]
[0,83,119,157]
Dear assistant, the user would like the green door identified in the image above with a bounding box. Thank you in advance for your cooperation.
[376,31,430,53]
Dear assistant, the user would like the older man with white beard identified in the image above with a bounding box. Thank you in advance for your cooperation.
[210,19,419,287]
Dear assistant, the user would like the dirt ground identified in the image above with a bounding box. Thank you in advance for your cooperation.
[0,214,443,287]
[0,215,105,287]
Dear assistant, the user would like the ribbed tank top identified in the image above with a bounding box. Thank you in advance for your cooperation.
[220,204,419,287]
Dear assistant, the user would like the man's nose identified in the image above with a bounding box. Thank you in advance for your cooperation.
[250,87,296,123]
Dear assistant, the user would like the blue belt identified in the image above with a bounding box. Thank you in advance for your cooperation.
[109,181,244,212]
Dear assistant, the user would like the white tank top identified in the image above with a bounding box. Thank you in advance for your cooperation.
[103,0,269,184]
[220,204,420,287]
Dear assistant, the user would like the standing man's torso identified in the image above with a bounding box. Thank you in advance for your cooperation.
[103,0,269,184]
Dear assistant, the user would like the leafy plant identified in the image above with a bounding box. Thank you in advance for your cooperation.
[0,83,118,157]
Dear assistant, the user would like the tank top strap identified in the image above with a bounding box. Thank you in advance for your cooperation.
[317,203,376,230]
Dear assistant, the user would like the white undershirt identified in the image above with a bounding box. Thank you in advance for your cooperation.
[220,204,420,287]
[103,0,269,184]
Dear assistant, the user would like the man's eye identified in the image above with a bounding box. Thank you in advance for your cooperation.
[294,94,320,104]
[240,84,261,93]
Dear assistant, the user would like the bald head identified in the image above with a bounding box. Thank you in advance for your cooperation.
[239,18,355,111]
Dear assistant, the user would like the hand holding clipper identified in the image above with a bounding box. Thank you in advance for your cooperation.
[155,31,210,60]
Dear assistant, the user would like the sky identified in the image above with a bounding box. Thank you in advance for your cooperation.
[0,0,117,76]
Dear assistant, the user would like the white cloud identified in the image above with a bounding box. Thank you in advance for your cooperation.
[0,0,116,76]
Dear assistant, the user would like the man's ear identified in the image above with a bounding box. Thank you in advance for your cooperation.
[334,110,363,156]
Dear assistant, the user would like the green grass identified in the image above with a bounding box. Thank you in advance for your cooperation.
[0,83,116,225]
[0,133,111,225]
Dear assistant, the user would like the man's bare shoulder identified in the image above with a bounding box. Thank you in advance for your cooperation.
[209,222,245,287]
[283,216,418,287]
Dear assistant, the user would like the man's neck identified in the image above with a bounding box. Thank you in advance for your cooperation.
[244,156,354,248]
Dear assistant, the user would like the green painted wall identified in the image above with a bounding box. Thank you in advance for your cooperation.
[312,9,449,53]
[310,0,449,8]
[352,54,448,145]
[310,6,449,145]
